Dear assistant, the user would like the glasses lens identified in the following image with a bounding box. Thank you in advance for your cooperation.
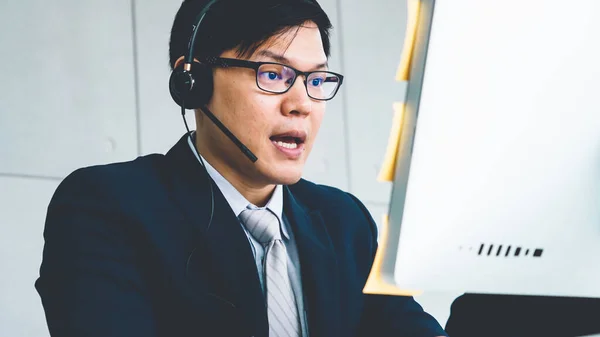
[257,64,296,93]
[307,72,340,100]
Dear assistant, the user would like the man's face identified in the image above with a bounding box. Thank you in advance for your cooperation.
[199,21,328,187]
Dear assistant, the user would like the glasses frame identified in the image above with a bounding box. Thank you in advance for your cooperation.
[201,56,344,101]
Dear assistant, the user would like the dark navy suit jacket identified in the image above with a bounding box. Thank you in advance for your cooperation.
[35,134,447,337]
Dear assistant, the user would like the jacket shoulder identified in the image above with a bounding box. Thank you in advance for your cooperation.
[50,154,167,208]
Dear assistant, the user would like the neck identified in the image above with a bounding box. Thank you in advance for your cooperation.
[194,133,275,207]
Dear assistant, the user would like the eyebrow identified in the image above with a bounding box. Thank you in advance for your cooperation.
[256,50,329,71]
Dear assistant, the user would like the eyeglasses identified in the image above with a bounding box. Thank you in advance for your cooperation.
[201,56,344,101]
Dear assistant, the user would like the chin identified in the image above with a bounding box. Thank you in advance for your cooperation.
[268,168,303,186]
[277,174,303,186]
[255,149,310,185]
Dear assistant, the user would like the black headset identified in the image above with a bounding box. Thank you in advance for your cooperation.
[169,0,219,110]
[169,2,221,276]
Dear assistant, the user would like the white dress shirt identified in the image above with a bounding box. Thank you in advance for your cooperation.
[188,134,308,336]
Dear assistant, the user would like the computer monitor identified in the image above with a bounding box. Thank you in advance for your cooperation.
[383,0,600,298]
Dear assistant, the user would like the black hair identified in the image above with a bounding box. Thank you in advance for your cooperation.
[168,0,333,70]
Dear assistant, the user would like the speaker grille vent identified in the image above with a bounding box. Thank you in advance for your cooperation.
[459,244,543,258]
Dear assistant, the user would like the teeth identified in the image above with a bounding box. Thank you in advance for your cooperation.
[275,140,298,149]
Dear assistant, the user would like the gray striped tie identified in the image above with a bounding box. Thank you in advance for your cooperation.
[239,208,301,337]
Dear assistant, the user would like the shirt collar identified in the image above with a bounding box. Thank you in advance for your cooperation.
[187,133,289,239]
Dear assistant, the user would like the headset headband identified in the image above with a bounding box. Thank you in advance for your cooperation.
[183,0,219,71]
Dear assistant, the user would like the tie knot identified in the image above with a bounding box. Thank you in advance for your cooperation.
[239,208,281,244]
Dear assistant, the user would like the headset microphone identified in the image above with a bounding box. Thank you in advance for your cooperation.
[199,104,258,162]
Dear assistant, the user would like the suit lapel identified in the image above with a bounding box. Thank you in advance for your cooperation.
[284,186,341,337]
[165,134,268,336]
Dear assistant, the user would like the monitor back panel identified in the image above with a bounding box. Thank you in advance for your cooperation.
[390,0,600,297]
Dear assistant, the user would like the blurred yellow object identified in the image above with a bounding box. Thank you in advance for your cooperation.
[396,0,421,81]
[377,0,421,183]
[377,103,406,182]
[366,0,424,295]
[363,214,422,296]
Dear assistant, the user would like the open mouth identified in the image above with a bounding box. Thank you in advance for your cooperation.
[269,136,304,149]
[269,131,306,147]
[269,131,307,157]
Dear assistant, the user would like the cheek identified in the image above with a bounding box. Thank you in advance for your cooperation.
[249,96,279,127]
[232,98,276,146]
[221,85,266,125]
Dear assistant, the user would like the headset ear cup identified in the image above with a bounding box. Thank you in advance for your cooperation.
[188,62,213,108]
[169,62,213,110]
[169,67,192,108]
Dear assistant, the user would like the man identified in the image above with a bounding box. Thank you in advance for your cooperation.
[35,0,447,336]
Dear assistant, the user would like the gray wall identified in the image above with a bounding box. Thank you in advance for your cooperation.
[0,1,457,335]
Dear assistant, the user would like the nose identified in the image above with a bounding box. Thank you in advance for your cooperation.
[281,76,312,117]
